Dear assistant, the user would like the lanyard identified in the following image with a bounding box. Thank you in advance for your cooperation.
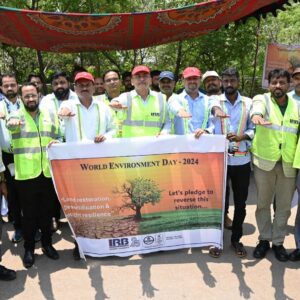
[76,103,100,141]
[221,98,247,150]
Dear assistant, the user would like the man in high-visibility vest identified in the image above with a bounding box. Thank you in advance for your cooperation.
[7,83,61,268]
[288,67,300,102]
[110,65,171,137]
[251,68,300,262]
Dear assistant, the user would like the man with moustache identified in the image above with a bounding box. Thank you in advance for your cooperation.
[212,68,253,258]
[110,65,171,137]
[202,71,222,97]
[177,67,214,138]
[40,71,77,229]
[122,71,134,92]
[0,74,23,243]
[27,73,46,97]
[150,70,161,92]
[40,71,77,114]
[94,77,105,96]
[159,71,191,135]
[7,83,61,268]
[288,67,300,101]
[251,68,300,262]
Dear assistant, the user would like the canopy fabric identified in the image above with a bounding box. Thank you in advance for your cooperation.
[0,0,290,53]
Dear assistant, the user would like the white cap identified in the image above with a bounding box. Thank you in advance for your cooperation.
[202,71,220,82]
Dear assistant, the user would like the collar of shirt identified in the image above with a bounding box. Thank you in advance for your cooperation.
[74,97,97,110]
[4,96,21,112]
[131,89,155,102]
[221,91,242,106]
[182,89,205,102]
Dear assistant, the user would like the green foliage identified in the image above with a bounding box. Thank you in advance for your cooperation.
[0,1,299,96]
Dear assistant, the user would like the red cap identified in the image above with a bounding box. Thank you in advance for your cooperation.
[74,72,95,83]
[132,65,151,76]
[182,67,201,79]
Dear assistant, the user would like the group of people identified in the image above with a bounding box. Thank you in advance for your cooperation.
[0,63,300,281]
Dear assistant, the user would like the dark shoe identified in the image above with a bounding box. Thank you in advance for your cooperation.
[34,230,41,243]
[12,229,23,243]
[51,218,59,233]
[0,265,16,281]
[231,241,247,258]
[23,250,35,268]
[289,248,300,261]
[73,244,81,260]
[224,214,232,230]
[209,247,222,258]
[253,240,270,259]
[42,245,59,260]
[272,244,289,262]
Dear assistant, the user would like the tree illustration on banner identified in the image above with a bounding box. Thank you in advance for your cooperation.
[113,177,162,221]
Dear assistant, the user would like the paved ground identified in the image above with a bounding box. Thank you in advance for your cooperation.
[0,175,299,300]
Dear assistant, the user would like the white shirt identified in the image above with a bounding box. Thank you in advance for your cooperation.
[59,97,116,143]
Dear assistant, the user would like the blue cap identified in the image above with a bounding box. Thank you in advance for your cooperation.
[159,71,175,81]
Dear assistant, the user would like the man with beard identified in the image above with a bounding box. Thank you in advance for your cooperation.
[27,73,46,98]
[40,71,77,115]
[122,71,133,92]
[177,67,214,138]
[159,71,191,135]
[94,77,105,96]
[40,71,76,230]
[0,74,23,243]
[288,67,300,101]
[212,68,254,258]
[202,71,222,97]
[251,68,300,262]
[150,70,161,92]
[7,83,61,268]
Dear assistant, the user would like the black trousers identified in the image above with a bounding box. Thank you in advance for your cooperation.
[225,162,251,243]
[16,174,56,251]
[2,151,21,230]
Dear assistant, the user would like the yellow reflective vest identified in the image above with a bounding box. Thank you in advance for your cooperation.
[251,93,299,163]
[121,92,166,137]
[293,139,300,169]
[9,107,60,180]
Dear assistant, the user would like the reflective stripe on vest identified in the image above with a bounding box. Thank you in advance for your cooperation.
[121,92,166,137]
[12,108,59,180]
[221,98,247,151]
[76,103,101,140]
[200,96,210,129]
[251,94,299,163]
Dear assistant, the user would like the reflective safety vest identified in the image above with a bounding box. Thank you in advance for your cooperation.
[95,94,123,138]
[10,107,60,180]
[121,92,166,137]
[293,139,300,169]
[251,93,299,163]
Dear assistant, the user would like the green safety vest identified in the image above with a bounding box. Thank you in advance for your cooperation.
[251,93,299,163]
[10,107,60,180]
[121,92,166,137]
[95,94,123,138]
[293,139,300,169]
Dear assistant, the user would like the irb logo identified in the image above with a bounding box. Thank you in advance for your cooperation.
[109,238,129,249]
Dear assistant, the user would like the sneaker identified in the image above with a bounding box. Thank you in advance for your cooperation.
[12,229,23,243]
[272,244,289,262]
[224,214,232,230]
[253,240,270,259]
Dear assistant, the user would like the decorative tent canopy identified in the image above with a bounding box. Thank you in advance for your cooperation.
[0,0,294,53]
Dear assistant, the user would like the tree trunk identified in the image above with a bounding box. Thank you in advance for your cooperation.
[134,206,142,221]
[250,19,261,98]
[36,50,48,95]
[174,41,183,82]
